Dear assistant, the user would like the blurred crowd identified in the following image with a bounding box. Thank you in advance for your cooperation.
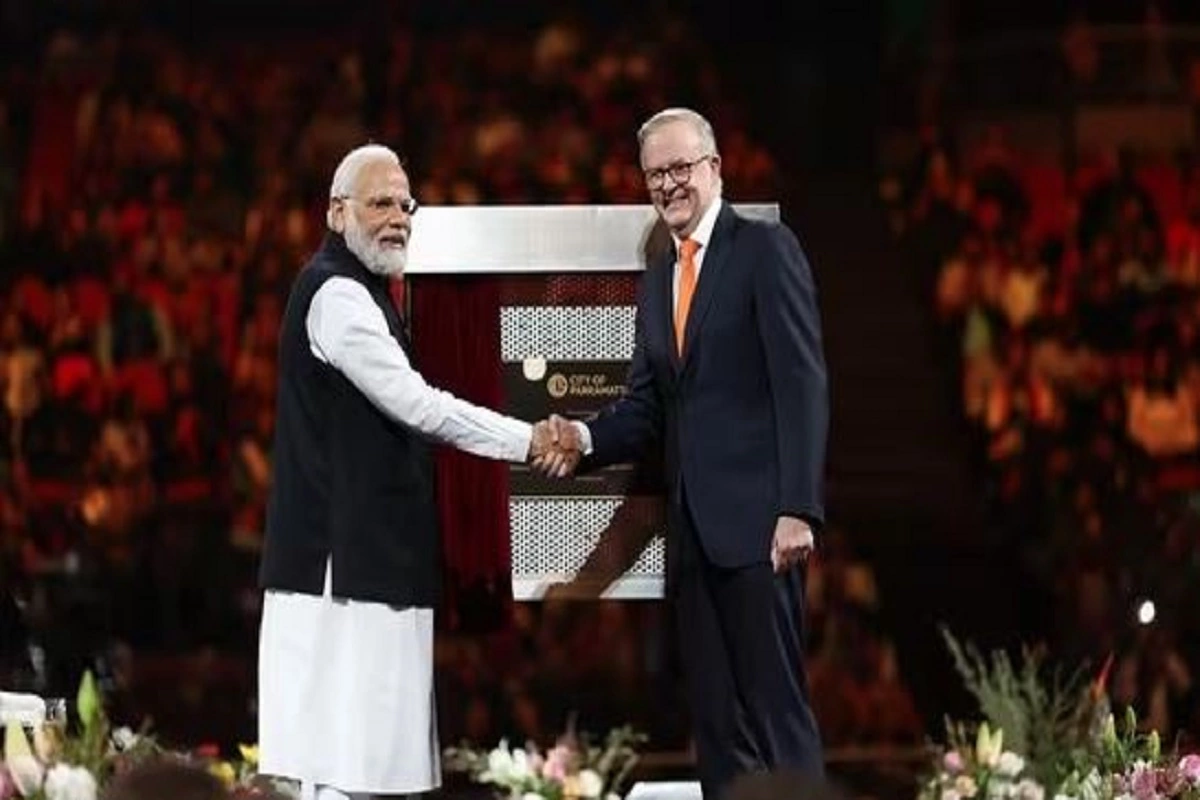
[887,123,1200,740]
[0,3,924,758]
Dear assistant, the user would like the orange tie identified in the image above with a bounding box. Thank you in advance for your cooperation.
[674,238,700,356]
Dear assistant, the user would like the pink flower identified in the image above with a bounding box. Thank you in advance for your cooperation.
[1129,765,1159,800]
[542,745,571,783]
[1180,754,1200,784]
[0,765,17,800]
[4,755,44,798]
[942,751,965,774]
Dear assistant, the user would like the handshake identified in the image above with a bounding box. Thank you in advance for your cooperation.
[528,414,584,478]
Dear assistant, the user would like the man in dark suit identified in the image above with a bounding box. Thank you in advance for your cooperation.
[538,107,828,798]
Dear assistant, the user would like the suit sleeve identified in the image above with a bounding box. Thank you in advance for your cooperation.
[753,224,829,528]
[583,295,663,468]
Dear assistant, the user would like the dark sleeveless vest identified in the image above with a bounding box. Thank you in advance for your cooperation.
[259,233,439,607]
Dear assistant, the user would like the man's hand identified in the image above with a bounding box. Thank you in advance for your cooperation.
[529,419,556,460]
[529,414,582,478]
[771,516,814,573]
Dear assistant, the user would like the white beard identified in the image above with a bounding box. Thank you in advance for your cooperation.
[344,215,407,277]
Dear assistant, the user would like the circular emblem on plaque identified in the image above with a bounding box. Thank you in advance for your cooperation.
[546,373,569,399]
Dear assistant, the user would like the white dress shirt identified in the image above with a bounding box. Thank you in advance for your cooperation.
[307,276,532,461]
[670,195,723,309]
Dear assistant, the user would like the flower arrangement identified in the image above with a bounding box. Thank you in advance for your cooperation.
[444,725,644,800]
[1051,710,1200,800]
[1,673,287,800]
[923,715,1200,800]
[920,722,1048,800]
[1,672,159,800]
[920,630,1200,800]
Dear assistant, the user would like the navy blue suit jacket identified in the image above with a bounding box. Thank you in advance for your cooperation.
[587,203,828,568]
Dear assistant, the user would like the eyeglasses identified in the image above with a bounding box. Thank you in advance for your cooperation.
[643,155,714,190]
[335,194,419,216]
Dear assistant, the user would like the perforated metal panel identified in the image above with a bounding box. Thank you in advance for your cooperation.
[501,302,657,598]
[500,306,636,362]
[510,497,665,599]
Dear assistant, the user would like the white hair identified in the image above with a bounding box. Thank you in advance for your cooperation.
[325,144,401,230]
[637,108,719,156]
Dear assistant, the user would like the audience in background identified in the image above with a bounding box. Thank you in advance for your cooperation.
[890,123,1200,742]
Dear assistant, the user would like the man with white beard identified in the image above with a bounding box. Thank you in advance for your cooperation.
[257,144,570,800]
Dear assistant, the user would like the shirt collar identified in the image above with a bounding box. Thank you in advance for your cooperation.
[672,196,723,255]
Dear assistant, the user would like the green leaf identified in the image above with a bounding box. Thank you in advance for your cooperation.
[1102,714,1116,748]
[77,670,100,731]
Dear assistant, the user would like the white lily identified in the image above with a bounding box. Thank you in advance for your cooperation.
[43,765,97,800]
[3,724,44,797]
[577,769,603,799]
[996,751,1026,778]
[975,724,1003,768]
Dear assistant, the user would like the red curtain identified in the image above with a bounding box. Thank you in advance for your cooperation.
[406,276,511,589]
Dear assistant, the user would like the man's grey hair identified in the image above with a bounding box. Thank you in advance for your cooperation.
[636,108,719,156]
[326,144,401,229]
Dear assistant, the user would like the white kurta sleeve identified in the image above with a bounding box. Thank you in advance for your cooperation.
[306,277,532,463]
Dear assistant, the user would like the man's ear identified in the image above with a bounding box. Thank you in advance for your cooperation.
[328,200,346,233]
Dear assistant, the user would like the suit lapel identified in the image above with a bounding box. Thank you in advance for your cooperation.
[680,204,737,370]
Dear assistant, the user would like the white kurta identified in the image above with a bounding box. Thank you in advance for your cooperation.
[258,275,532,794]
